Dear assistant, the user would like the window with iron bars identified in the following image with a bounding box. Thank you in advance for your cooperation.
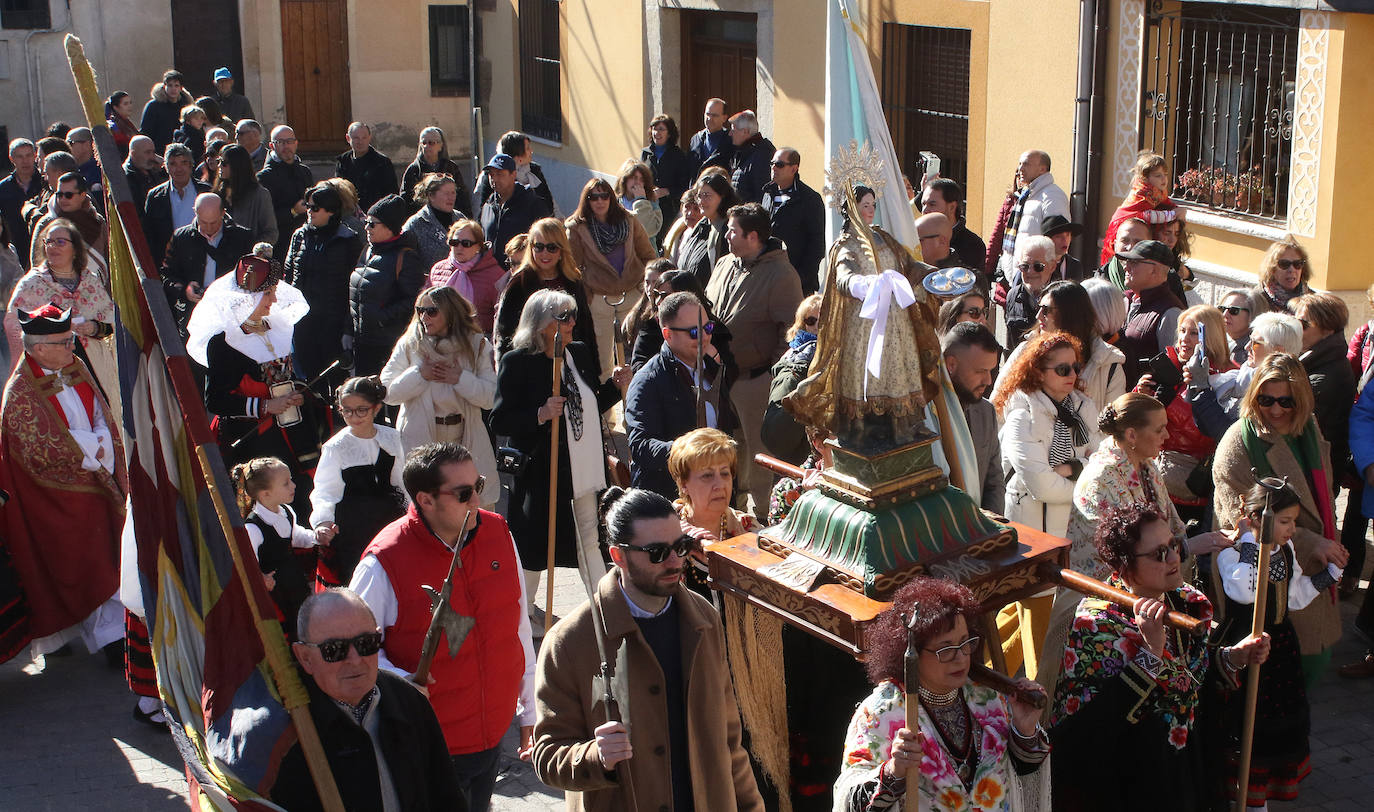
[518,0,562,143]
[429,5,471,97]
[1139,3,1298,223]
[879,23,971,195]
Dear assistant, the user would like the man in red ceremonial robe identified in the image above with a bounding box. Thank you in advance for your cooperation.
[0,305,127,661]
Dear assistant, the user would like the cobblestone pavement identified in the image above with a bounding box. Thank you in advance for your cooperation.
[3,556,1371,810]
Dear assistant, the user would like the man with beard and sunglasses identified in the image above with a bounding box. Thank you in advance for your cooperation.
[350,442,536,811]
[625,292,738,499]
[532,487,763,812]
[275,588,467,812]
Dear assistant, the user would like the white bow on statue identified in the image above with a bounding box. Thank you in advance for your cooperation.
[849,268,916,393]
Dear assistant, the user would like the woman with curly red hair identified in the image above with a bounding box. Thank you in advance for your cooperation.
[835,577,1049,811]
[1051,502,1270,811]
[993,331,1102,536]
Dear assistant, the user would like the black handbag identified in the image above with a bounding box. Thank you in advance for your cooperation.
[496,446,530,477]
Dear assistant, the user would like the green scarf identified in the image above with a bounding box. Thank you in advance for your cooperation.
[1103,256,1127,291]
[1239,416,1336,540]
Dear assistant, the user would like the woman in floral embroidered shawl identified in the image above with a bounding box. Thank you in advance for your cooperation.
[1050,502,1270,811]
[835,577,1049,812]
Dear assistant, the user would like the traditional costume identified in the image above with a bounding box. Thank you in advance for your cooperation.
[187,255,330,518]
[835,681,1049,811]
[308,425,407,589]
[0,305,126,659]
[1210,531,1339,806]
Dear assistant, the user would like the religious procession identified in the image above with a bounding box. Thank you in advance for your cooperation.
[1,1,1371,811]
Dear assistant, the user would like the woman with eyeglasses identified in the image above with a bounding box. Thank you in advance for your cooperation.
[491,289,631,618]
[285,183,366,383]
[993,331,1102,537]
[380,286,498,505]
[1050,502,1269,812]
[667,427,756,598]
[426,218,507,336]
[1251,236,1314,314]
[835,576,1049,812]
[1219,289,1260,366]
[492,218,599,363]
[1213,352,1348,688]
[994,281,1125,419]
[400,127,469,217]
[566,176,658,378]
[401,173,467,273]
[5,220,117,391]
[348,194,427,376]
[214,143,279,248]
[936,290,990,335]
[1288,293,1356,479]
[308,376,405,589]
[1134,304,1237,530]
[676,173,739,287]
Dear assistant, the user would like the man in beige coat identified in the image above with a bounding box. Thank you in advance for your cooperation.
[532,488,763,811]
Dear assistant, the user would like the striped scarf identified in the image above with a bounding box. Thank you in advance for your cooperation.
[1001,185,1033,255]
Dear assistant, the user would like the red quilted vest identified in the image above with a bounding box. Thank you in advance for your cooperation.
[365,506,524,754]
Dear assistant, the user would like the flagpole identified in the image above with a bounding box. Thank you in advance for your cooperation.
[63,35,345,812]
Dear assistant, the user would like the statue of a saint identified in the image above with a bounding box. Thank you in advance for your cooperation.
[786,167,941,452]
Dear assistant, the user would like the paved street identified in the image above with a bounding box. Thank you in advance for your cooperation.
[3,560,1372,810]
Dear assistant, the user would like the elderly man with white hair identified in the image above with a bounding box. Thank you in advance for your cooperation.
[1002,235,1058,351]
[725,109,776,204]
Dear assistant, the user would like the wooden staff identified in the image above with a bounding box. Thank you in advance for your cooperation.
[545,331,565,635]
[604,293,627,367]
[902,619,922,812]
[1235,487,1276,810]
[1039,564,1209,637]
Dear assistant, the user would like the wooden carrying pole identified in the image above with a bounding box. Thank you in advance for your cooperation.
[545,331,565,635]
[63,35,343,812]
[1235,495,1275,810]
[902,622,922,812]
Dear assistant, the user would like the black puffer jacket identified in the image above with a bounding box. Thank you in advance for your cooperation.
[1302,330,1357,474]
[728,133,777,204]
[288,221,365,378]
[349,233,425,375]
[257,154,315,258]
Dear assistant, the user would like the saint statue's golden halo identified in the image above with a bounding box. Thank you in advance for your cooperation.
[824,139,888,213]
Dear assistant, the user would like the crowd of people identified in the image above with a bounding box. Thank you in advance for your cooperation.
[1,67,1372,812]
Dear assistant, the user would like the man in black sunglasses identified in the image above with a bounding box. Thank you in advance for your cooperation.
[276,588,467,811]
[533,487,763,810]
[350,443,536,810]
[625,292,738,498]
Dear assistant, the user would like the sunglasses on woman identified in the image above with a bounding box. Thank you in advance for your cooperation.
[1043,362,1082,377]
[299,630,383,663]
[553,310,577,323]
[306,203,324,212]
[925,635,981,663]
[415,305,440,317]
[1219,305,1249,316]
[586,192,612,202]
[532,242,561,254]
[449,238,479,248]
[1276,258,1306,270]
[1132,537,1180,564]
[1016,261,1048,274]
[436,475,486,503]
[667,321,716,340]
[613,535,697,564]
[1256,394,1296,409]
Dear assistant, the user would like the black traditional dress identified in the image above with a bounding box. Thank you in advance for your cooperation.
[308,425,407,588]
[244,503,316,639]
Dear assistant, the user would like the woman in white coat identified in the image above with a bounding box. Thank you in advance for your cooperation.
[379,285,499,507]
[993,330,1102,537]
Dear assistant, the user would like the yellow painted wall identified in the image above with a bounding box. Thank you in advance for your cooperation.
[552,1,648,174]
[1320,13,1374,293]
[769,7,827,197]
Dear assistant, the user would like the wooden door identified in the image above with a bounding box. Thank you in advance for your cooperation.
[170,0,246,100]
[679,11,757,150]
[280,0,352,153]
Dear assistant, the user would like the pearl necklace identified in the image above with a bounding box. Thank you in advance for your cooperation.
[918,685,960,706]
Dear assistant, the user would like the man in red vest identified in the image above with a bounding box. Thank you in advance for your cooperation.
[0,305,126,664]
[350,442,535,811]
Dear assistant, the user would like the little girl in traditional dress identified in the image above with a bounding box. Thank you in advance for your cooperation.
[309,376,407,589]
[1213,480,1341,809]
[233,456,332,638]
